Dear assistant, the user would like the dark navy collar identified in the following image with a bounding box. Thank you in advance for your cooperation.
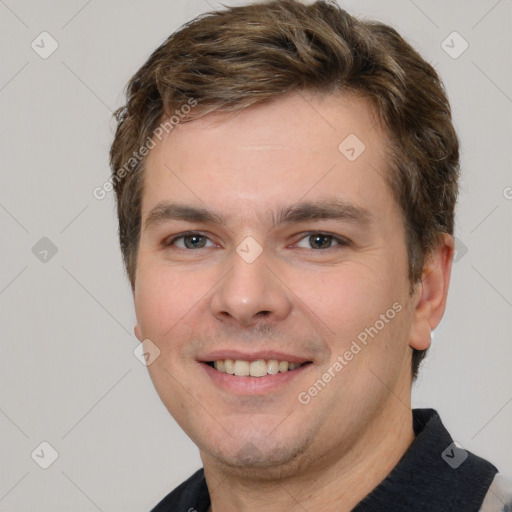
[352,408,497,512]
[151,409,497,512]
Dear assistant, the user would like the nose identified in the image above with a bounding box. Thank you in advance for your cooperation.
[210,247,293,328]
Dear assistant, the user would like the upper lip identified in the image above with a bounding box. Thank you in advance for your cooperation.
[198,350,312,364]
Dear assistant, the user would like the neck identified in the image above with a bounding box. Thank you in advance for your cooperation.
[202,402,415,512]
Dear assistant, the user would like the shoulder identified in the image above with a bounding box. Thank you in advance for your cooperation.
[478,473,512,512]
[150,468,210,512]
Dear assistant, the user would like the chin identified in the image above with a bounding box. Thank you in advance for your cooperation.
[201,433,315,480]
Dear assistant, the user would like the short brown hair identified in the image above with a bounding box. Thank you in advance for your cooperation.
[109,0,459,379]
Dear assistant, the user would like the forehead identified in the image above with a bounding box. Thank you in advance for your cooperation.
[141,91,394,226]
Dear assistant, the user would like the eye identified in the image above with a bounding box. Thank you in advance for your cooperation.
[165,232,216,249]
[294,232,349,250]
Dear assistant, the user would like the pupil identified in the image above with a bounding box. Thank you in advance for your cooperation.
[310,234,331,249]
[185,235,205,249]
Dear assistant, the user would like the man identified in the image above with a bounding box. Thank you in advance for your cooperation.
[109,1,511,510]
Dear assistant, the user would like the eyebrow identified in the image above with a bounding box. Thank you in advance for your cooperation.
[143,199,373,232]
[275,199,373,227]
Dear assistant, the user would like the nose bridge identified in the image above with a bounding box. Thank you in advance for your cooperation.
[210,241,292,326]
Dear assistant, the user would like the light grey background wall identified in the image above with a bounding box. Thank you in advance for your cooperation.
[0,0,510,510]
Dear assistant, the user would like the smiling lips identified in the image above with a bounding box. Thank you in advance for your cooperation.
[209,359,309,377]
[201,353,313,394]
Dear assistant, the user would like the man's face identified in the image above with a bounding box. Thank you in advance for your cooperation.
[134,92,418,476]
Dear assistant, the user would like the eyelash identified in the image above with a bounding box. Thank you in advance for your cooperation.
[163,231,350,250]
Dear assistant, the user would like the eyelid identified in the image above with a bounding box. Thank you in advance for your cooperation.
[292,231,351,249]
[163,231,217,248]
[162,230,351,250]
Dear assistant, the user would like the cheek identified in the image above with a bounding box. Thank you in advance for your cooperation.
[297,263,400,333]
[134,266,201,403]
[295,261,410,386]
[134,262,196,340]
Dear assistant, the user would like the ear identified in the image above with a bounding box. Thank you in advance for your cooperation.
[134,324,143,342]
[409,233,454,351]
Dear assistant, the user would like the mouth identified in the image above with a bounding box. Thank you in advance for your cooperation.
[198,351,314,394]
[204,359,313,377]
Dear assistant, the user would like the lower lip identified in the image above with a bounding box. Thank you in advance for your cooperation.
[201,363,312,395]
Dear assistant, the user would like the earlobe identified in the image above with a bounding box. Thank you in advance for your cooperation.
[409,234,454,351]
[134,324,142,342]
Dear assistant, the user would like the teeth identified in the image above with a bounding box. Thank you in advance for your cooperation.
[210,358,305,377]
[224,359,235,374]
[267,360,279,375]
[249,360,267,377]
[213,360,225,372]
[233,360,250,376]
[279,361,289,372]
